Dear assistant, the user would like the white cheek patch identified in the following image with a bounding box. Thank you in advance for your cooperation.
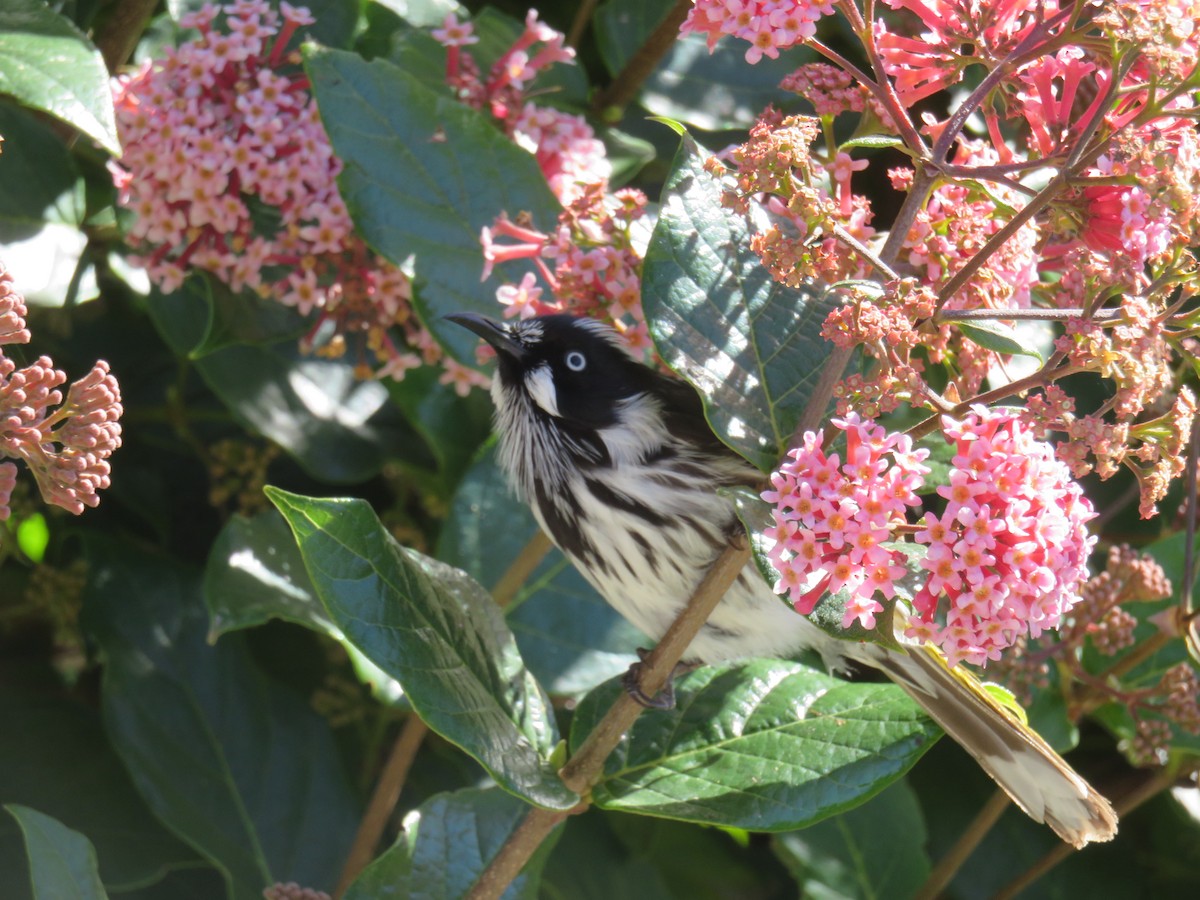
[524,364,560,417]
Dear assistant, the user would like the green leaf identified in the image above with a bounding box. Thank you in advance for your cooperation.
[204,510,404,704]
[205,511,334,639]
[305,46,562,363]
[642,132,841,471]
[145,277,425,486]
[0,687,200,895]
[837,134,907,151]
[345,787,560,900]
[386,27,456,94]
[571,659,938,831]
[956,319,1044,361]
[436,445,644,696]
[0,0,119,154]
[595,0,811,130]
[772,780,931,900]
[372,0,466,28]
[5,806,107,900]
[0,101,95,307]
[15,513,49,562]
[81,544,361,900]
[267,488,579,810]
[198,279,309,357]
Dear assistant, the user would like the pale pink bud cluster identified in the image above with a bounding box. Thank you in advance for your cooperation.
[0,265,122,518]
[762,414,930,630]
[908,407,1097,666]
[681,0,835,63]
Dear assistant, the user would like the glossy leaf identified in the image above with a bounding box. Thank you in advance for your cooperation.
[372,0,466,28]
[773,780,931,900]
[267,488,578,810]
[0,0,119,153]
[205,510,333,639]
[0,101,94,307]
[146,277,424,483]
[5,806,107,900]
[204,510,404,704]
[305,46,561,363]
[345,787,560,900]
[571,659,939,831]
[957,319,1044,361]
[0,688,200,895]
[436,445,644,696]
[642,132,840,471]
[81,544,361,900]
[595,0,811,131]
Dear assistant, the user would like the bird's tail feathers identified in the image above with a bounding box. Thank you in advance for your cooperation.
[854,642,1118,848]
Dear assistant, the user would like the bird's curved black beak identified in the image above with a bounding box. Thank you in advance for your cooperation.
[445,312,527,362]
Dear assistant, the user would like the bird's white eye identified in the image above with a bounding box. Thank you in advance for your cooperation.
[565,350,587,372]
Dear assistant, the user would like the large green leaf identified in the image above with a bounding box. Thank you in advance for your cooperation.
[81,544,361,900]
[571,659,938,831]
[373,0,466,28]
[0,688,200,895]
[204,510,404,704]
[5,806,107,900]
[267,489,578,810]
[642,133,840,471]
[345,787,560,899]
[772,780,931,900]
[305,46,562,363]
[0,101,94,307]
[436,445,644,696]
[0,0,119,154]
[144,292,422,480]
[595,0,812,131]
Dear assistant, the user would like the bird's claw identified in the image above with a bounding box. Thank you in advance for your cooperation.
[621,648,697,710]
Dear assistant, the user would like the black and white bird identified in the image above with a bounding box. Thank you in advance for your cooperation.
[448,311,1117,848]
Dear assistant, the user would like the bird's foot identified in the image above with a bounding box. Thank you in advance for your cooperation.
[621,648,699,710]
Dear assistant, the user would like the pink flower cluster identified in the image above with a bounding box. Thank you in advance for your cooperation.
[0,263,122,518]
[682,0,835,63]
[481,186,652,350]
[434,12,609,206]
[763,414,930,630]
[908,408,1097,666]
[764,408,1097,667]
[110,1,450,384]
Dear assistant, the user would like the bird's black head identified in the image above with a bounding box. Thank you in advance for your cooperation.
[446,312,661,429]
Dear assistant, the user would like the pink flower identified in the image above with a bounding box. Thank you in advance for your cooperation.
[432,14,479,47]
[680,0,833,60]
[762,414,931,629]
[909,406,1097,665]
